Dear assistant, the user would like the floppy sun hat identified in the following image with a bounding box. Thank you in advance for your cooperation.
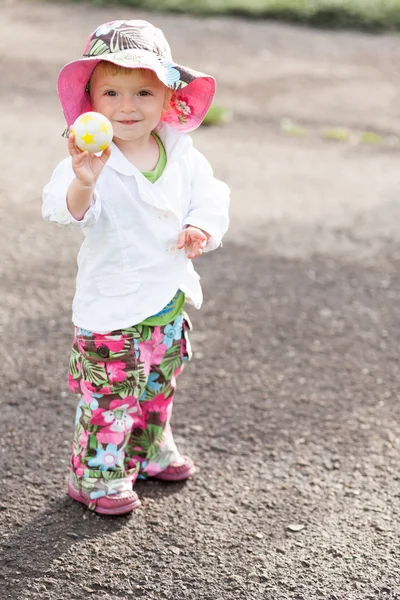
[58,19,216,134]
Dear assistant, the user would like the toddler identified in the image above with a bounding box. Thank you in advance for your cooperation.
[42,19,230,515]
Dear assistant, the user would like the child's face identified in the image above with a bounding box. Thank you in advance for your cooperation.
[90,66,171,143]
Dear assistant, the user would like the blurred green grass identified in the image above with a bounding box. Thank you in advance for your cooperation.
[75,0,400,31]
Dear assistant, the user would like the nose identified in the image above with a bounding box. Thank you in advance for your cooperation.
[120,95,137,113]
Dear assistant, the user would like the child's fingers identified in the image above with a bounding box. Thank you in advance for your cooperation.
[188,248,203,259]
[187,238,206,258]
[100,145,112,164]
[186,227,207,243]
[74,149,89,166]
[67,132,81,158]
[189,239,206,253]
[176,230,187,250]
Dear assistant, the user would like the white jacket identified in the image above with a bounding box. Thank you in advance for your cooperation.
[42,123,230,332]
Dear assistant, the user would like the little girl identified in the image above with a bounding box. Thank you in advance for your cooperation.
[42,19,229,515]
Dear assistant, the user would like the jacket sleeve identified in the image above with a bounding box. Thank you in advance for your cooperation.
[183,148,230,252]
[42,157,101,228]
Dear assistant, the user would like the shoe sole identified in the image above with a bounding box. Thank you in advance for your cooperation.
[68,483,141,515]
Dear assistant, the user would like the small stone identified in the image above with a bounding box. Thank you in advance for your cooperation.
[254,532,263,539]
[372,522,387,532]
[169,546,181,555]
[191,424,203,432]
[287,523,305,532]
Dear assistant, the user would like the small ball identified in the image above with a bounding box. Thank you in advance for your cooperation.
[71,112,113,153]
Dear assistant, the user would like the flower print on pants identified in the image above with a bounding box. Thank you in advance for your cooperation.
[105,361,128,384]
[90,397,140,445]
[163,315,184,349]
[138,326,168,375]
[68,315,193,505]
[142,393,170,423]
[88,444,125,471]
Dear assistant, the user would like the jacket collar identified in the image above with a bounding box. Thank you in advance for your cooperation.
[106,123,192,177]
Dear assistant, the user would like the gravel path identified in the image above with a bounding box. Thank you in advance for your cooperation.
[1,2,400,598]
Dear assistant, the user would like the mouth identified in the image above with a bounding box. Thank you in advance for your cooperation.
[117,120,140,125]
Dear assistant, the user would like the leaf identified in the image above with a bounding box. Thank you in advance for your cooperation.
[148,445,176,468]
[142,380,171,401]
[81,404,92,419]
[118,365,147,398]
[110,26,151,53]
[130,424,163,456]
[87,39,108,56]
[81,357,109,387]
[89,434,98,451]
[159,345,182,381]
[72,440,81,456]
[69,347,81,379]
[124,324,152,341]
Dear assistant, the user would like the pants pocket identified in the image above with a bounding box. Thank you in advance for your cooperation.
[68,330,139,395]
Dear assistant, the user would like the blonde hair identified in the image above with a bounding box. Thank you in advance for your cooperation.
[91,61,161,81]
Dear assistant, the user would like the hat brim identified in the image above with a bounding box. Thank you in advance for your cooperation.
[57,50,216,133]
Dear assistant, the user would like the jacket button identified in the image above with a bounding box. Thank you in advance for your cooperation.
[159,211,170,221]
[98,346,110,358]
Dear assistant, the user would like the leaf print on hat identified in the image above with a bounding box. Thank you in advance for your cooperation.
[111,25,153,54]
[95,21,125,37]
[86,39,109,57]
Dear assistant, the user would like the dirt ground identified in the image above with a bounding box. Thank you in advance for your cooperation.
[1,1,400,598]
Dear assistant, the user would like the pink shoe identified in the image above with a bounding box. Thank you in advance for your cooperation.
[153,456,196,481]
[68,482,141,515]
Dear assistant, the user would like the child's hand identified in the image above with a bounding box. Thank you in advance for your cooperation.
[177,226,209,259]
[68,132,111,188]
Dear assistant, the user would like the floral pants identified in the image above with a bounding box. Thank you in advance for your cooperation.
[67,314,192,505]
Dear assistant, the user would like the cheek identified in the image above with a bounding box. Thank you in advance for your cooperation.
[163,93,173,112]
[91,95,115,114]
[91,95,103,111]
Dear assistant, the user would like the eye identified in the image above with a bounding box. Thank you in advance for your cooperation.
[137,90,152,97]
[104,90,117,97]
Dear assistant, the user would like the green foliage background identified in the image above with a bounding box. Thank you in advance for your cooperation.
[70,0,400,31]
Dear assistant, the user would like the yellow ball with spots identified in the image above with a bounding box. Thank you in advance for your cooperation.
[71,112,113,153]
